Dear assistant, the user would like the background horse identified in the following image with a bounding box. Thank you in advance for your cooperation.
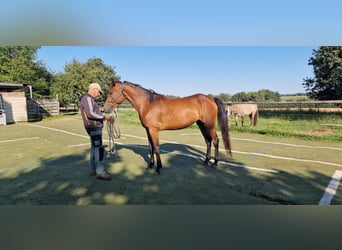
[227,103,258,127]
[104,81,232,175]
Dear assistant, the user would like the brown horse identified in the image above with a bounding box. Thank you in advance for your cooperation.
[104,81,232,175]
[227,103,258,127]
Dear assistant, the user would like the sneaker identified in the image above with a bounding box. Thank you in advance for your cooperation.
[96,172,112,180]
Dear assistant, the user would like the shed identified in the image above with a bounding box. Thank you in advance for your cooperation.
[0,82,28,124]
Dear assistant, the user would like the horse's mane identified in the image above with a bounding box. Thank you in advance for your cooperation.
[112,80,166,103]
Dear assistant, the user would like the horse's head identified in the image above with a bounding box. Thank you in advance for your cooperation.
[104,80,126,113]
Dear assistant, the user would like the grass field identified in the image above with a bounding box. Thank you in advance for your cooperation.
[1,112,341,205]
[280,95,309,102]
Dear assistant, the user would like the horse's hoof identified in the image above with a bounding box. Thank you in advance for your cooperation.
[153,170,160,176]
[203,160,209,166]
[145,164,154,170]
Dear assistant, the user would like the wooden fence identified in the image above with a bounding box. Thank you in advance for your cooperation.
[224,100,342,118]
[27,98,59,121]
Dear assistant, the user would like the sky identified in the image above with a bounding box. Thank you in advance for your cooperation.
[2,0,342,96]
[36,46,316,96]
[1,0,342,45]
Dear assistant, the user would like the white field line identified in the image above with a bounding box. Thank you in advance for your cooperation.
[20,124,278,174]
[234,150,342,168]
[67,143,89,148]
[181,133,342,151]
[24,124,89,139]
[122,134,342,168]
[318,170,342,205]
[25,124,111,144]
[232,137,342,151]
[22,125,342,169]
[0,137,39,143]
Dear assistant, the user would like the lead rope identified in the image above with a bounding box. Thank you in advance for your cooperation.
[107,115,116,155]
[107,110,120,154]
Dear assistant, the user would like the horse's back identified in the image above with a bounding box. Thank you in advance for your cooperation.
[231,103,257,115]
[146,94,217,130]
[161,94,216,109]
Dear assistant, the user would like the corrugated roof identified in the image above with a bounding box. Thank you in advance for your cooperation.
[0,82,26,89]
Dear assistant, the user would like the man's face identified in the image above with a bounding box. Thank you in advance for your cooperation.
[94,88,101,98]
[89,88,101,99]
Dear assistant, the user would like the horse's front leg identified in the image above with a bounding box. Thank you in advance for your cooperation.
[145,129,155,170]
[153,138,162,175]
[148,128,162,175]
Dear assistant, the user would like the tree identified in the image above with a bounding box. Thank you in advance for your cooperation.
[303,46,342,100]
[216,93,232,102]
[51,57,120,105]
[256,89,280,102]
[246,91,258,101]
[0,46,53,97]
[232,92,248,102]
[232,89,280,102]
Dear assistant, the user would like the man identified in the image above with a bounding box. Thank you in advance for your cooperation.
[80,83,113,180]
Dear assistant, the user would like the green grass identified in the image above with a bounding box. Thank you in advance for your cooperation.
[116,108,342,141]
[1,112,341,205]
[280,95,309,102]
[229,116,342,141]
[116,108,142,125]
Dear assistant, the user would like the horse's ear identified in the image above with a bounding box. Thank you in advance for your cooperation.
[110,79,121,87]
[110,78,115,87]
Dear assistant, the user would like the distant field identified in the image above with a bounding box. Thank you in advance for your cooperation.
[280,95,309,102]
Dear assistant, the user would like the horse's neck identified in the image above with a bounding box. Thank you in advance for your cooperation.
[124,85,150,113]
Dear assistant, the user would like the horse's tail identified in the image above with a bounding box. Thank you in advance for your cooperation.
[253,108,259,126]
[214,97,232,157]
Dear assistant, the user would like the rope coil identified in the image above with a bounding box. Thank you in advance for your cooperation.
[106,111,120,154]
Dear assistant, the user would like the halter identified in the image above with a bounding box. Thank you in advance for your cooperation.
[106,81,125,106]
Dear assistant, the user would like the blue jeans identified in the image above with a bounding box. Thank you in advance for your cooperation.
[89,130,106,175]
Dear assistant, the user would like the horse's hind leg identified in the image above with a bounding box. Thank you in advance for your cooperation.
[204,127,220,168]
[212,133,219,167]
[197,121,212,165]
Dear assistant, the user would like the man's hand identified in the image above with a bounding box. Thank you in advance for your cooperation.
[104,114,113,121]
